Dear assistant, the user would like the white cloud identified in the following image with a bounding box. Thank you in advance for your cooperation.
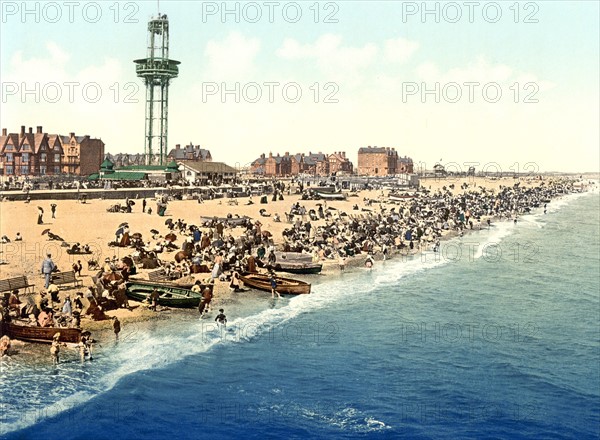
[384,37,419,64]
[276,34,378,87]
[413,56,556,93]
[1,41,142,152]
[204,31,261,81]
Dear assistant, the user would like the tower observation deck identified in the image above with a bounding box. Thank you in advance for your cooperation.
[134,14,180,166]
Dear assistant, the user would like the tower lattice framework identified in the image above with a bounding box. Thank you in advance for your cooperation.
[134,14,180,166]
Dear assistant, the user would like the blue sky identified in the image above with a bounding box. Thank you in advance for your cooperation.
[1,1,598,172]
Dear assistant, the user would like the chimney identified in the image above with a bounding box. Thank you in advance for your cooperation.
[70,132,75,137]
[176,144,181,149]
[20,126,25,136]
[36,126,43,134]
[2,128,6,136]
[309,151,312,156]
[269,152,273,158]
[261,153,265,159]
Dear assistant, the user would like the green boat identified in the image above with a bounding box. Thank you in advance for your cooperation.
[125,280,204,308]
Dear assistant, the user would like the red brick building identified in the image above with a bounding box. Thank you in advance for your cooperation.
[398,156,414,174]
[0,126,104,177]
[251,151,352,177]
[357,146,413,176]
[61,132,106,176]
[328,151,353,175]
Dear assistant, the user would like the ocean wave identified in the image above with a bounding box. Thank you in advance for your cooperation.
[3,190,595,436]
[297,405,390,433]
[1,251,437,436]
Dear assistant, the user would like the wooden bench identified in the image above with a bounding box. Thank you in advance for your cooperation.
[148,268,169,282]
[51,271,83,288]
[0,275,35,294]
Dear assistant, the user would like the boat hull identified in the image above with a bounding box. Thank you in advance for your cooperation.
[125,281,204,308]
[314,191,346,200]
[273,262,322,275]
[239,273,311,295]
[1,322,82,344]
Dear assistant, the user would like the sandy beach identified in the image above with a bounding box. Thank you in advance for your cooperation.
[0,176,577,336]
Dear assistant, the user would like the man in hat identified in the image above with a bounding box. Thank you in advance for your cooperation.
[51,203,57,218]
[103,258,113,273]
[41,254,56,289]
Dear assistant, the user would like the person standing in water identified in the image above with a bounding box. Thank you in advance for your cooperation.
[215,309,227,327]
[270,272,281,299]
[113,316,121,341]
[50,333,62,364]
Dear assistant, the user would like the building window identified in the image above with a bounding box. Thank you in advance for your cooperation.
[5,165,13,175]
[40,166,46,175]
[5,144,14,151]
[22,153,29,163]
[41,153,47,162]
[21,165,29,174]
[22,143,30,151]
[54,153,61,162]
[6,153,13,162]
[54,165,61,173]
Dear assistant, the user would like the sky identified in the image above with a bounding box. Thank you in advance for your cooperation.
[1,1,598,173]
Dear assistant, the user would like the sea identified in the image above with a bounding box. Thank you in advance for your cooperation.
[1,190,599,440]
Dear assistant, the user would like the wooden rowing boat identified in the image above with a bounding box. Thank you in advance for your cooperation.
[128,277,196,290]
[257,252,322,274]
[239,272,311,295]
[314,191,346,200]
[1,321,82,344]
[125,280,205,308]
[273,261,322,275]
[275,252,313,263]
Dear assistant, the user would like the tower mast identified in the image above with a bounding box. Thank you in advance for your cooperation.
[134,13,179,166]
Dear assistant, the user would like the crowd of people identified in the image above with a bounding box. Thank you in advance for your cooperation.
[0,176,585,364]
